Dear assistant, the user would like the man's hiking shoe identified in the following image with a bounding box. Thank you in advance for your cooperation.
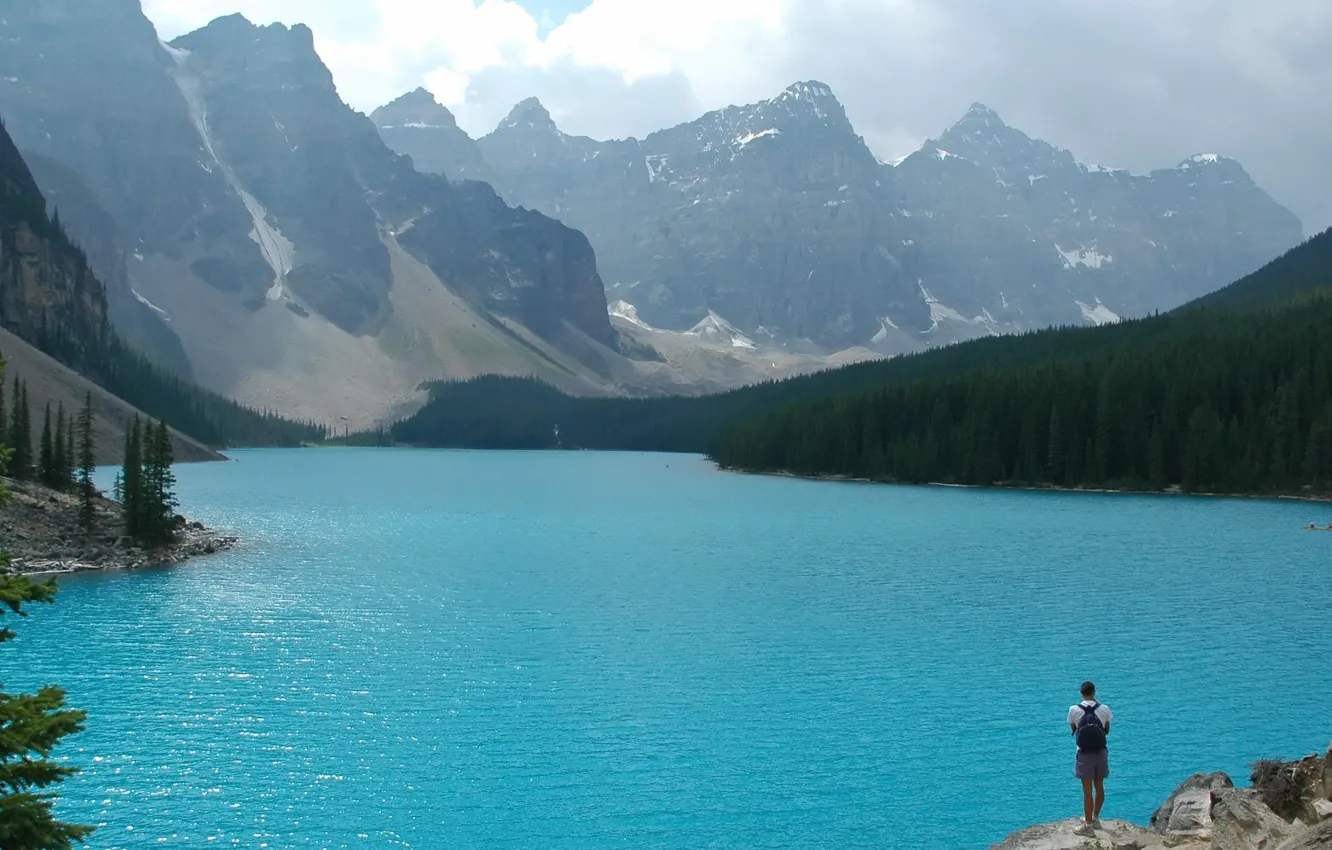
[1091,819,1104,830]
[1073,822,1096,837]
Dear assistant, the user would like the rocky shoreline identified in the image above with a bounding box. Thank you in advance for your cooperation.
[994,744,1332,850]
[1,477,237,575]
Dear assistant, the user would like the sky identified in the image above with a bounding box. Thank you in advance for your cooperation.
[142,0,1332,233]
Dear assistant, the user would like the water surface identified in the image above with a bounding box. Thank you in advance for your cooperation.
[8,449,1331,848]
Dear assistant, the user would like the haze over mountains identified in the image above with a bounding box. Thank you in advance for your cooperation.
[0,0,1305,428]
[375,85,1302,353]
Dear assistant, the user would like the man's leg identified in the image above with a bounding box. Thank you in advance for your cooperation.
[1093,775,1105,819]
[1081,777,1095,823]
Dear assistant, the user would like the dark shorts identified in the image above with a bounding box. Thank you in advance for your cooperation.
[1075,748,1109,779]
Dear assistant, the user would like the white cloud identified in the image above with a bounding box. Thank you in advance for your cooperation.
[141,0,1332,231]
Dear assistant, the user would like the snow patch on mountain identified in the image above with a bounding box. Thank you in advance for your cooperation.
[1056,244,1113,269]
[1076,299,1121,325]
[734,128,781,147]
[687,311,756,349]
[608,300,653,330]
[132,289,169,319]
[169,50,294,296]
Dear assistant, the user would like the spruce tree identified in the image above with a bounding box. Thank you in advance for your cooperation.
[52,405,66,491]
[63,412,74,492]
[77,393,96,533]
[8,378,31,480]
[122,417,142,540]
[39,404,54,487]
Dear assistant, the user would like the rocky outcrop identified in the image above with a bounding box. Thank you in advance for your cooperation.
[0,117,109,363]
[1,478,236,575]
[377,85,1304,354]
[1152,772,1236,838]
[993,818,1205,850]
[995,748,1332,850]
[20,149,192,375]
[1210,788,1300,850]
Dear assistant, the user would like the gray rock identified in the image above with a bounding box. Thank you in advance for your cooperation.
[1211,788,1298,850]
[1272,819,1332,850]
[990,817,1203,850]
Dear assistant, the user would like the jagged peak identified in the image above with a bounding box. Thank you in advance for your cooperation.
[175,13,317,53]
[372,88,459,130]
[947,101,1010,132]
[778,80,838,101]
[1178,153,1235,168]
[496,97,560,134]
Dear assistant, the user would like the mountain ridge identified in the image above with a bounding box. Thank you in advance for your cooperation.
[376,81,1302,353]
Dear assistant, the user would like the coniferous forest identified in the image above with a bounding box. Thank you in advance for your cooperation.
[712,231,1332,495]
[394,228,1332,497]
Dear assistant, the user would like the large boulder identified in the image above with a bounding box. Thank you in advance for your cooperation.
[1273,818,1332,850]
[1150,771,1235,838]
[1211,787,1300,850]
[990,818,1205,850]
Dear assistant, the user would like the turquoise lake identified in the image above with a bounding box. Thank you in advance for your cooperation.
[7,448,1332,848]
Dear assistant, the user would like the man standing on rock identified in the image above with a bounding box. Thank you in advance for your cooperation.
[1069,680,1112,836]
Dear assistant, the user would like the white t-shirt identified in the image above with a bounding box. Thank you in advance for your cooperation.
[1068,700,1112,741]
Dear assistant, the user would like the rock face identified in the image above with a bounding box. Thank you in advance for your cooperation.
[1210,788,1299,850]
[0,117,109,363]
[0,2,623,424]
[21,150,193,375]
[371,88,492,182]
[376,86,1304,354]
[1151,772,1236,837]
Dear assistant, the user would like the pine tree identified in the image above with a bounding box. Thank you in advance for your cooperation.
[52,405,66,491]
[1045,405,1065,485]
[8,378,31,480]
[77,393,96,533]
[63,412,74,491]
[39,404,54,487]
[122,417,142,540]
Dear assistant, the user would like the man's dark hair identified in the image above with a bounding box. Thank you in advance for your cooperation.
[1081,680,1096,698]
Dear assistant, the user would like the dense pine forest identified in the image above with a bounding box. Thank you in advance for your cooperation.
[713,230,1332,495]
[1,116,324,448]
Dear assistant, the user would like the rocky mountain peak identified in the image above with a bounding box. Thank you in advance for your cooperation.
[372,88,460,131]
[766,80,851,126]
[496,97,559,134]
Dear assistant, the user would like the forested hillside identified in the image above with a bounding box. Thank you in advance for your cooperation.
[1,116,324,448]
[713,230,1332,495]
[391,229,1332,496]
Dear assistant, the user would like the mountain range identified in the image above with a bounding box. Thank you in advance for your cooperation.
[0,1,1305,428]
[375,85,1303,353]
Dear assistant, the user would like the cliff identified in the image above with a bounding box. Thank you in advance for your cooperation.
[993,745,1332,850]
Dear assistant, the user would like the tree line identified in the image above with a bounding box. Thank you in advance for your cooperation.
[713,289,1332,496]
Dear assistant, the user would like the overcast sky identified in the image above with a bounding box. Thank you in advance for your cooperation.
[143,0,1332,233]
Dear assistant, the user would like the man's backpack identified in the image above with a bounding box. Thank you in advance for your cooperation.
[1075,703,1107,752]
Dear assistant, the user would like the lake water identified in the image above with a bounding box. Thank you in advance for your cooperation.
[7,449,1332,848]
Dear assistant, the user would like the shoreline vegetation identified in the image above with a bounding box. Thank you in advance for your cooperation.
[720,465,1332,505]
